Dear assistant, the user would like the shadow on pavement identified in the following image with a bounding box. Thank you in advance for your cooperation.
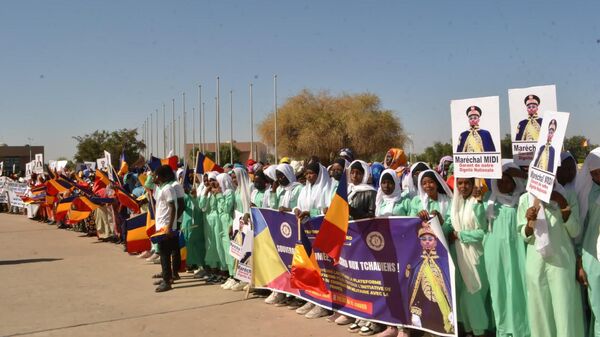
[0,258,63,265]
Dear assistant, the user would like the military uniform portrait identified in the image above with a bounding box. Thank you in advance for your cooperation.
[515,94,543,141]
[532,119,557,172]
[456,106,496,153]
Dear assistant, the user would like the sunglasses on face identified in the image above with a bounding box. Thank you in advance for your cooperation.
[420,236,435,242]
[527,104,538,109]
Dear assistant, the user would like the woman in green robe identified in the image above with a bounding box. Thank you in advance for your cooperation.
[444,177,492,337]
[484,162,530,337]
[576,148,600,336]
[200,172,222,282]
[517,174,584,336]
[216,173,235,278]
[180,188,205,269]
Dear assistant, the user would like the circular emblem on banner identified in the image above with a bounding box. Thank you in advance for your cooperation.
[366,231,385,251]
[280,222,292,239]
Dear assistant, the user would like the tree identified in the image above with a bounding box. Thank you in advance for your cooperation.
[416,142,452,167]
[258,89,407,163]
[218,144,240,166]
[501,134,512,159]
[564,136,598,163]
[73,129,145,167]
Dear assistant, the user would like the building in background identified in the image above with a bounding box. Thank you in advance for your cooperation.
[183,141,268,166]
[0,144,45,175]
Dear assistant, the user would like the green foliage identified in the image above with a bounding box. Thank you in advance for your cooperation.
[72,129,145,167]
[219,144,241,166]
[416,142,452,167]
[501,134,513,159]
[564,136,597,163]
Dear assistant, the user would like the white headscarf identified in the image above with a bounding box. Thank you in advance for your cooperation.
[416,169,453,216]
[262,165,278,209]
[276,163,301,208]
[375,169,403,216]
[576,148,600,231]
[216,173,234,196]
[486,161,526,221]
[296,163,331,213]
[347,160,376,203]
[402,162,431,198]
[264,165,278,182]
[450,179,483,294]
[560,151,577,191]
[232,167,252,214]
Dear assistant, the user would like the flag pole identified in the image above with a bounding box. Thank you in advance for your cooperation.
[216,76,221,166]
[192,107,196,169]
[202,101,206,153]
[172,98,176,156]
[183,92,187,165]
[155,109,159,158]
[230,90,233,165]
[250,83,254,160]
[198,84,202,154]
[162,103,166,157]
[214,96,219,165]
[150,112,153,156]
[274,74,278,163]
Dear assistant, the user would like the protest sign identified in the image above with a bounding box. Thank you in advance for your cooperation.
[25,162,33,179]
[252,208,456,337]
[104,150,114,181]
[526,111,570,203]
[450,96,502,179]
[508,85,557,166]
[84,161,96,171]
[33,154,44,174]
[0,161,3,176]
[96,158,108,171]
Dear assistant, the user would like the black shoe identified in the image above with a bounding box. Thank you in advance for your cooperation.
[172,273,181,281]
[155,281,172,292]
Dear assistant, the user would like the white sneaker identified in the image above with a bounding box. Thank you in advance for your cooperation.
[296,302,314,315]
[305,305,329,319]
[146,253,160,262]
[242,283,250,291]
[221,278,235,289]
[265,292,285,304]
[138,250,152,259]
[231,281,247,291]
[223,279,238,290]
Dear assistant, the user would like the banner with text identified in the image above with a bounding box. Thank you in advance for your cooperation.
[508,84,557,166]
[450,96,502,179]
[251,208,456,337]
[526,111,570,203]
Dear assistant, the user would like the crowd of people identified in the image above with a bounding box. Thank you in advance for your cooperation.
[3,145,600,337]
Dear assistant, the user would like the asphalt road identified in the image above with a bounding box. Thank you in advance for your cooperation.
[0,213,351,337]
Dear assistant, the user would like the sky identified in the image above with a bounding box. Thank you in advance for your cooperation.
[1,1,599,161]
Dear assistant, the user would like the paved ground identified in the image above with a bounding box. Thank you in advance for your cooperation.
[0,213,350,337]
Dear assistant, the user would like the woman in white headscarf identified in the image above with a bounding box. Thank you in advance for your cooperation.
[347,160,376,220]
[199,172,223,283]
[263,165,278,209]
[443,177,491,337]
[483,162,530,337]
[409,169,453,223]
[271,163,303,212]
[517,162,584,336]
[294,162,331,218]
[231,167,252,215]
[401,162,431,199]
[576,147,600,336]
[375,169,409,216]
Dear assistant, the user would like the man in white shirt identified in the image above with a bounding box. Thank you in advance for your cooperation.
[153,165,178,292]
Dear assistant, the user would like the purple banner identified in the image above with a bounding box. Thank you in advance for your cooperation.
[252,208,457,336]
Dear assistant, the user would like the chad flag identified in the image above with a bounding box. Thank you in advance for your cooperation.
[313,170,349,264]
[291,220,328,293]
[46,178,71,196]
[114,186,140,213]
[195,152,223,174]
[93,169,110,194]
[126,213,151,253]
[118,151,129,176]
[55,196,76,222]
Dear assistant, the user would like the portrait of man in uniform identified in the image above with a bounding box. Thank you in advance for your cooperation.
[533,119,557,172]
[406,224,454,334]
[515,94,543,141]
[456,106,496,153]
